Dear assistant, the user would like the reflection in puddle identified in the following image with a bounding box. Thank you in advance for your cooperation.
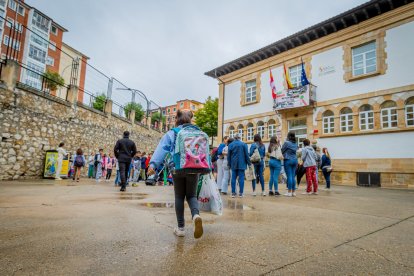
[119,193,147,200]
[224,200,254,211]
[140,202,175,208]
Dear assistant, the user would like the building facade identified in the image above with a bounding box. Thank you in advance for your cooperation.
[206,0,414,189]
[162,99,204,130]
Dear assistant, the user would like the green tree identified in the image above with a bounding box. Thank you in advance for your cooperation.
[92,93,106,112]
[194,96,218,144]
[42,70,65,91]
[124,102,145,122]
[151,111,166,125]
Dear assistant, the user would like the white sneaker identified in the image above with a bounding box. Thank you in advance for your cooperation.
[292,192,297,197]
[262,191,266,196]
[252,192,257,196]
[55,177,62,181]
[301,192,312,195]
[174,227,185,237]
[193,214,203,239]
[284,192,292,197]
[239,194,244,198]
[312,192,318,195]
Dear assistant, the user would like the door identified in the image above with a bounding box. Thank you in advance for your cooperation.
[288,118,307,147]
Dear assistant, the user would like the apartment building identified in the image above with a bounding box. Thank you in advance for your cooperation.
[0,0,86,101]
[206,0,414,189]
[162,99,204,130]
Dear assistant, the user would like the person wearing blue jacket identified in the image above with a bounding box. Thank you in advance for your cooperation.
[321,147,332,189]
[281,131,298,197]
[148,110,203,239]
[249,134,266,196]
[227,134,251,198]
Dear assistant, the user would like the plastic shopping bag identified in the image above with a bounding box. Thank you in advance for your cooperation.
[245,164,255,181]
[197,174,223,216]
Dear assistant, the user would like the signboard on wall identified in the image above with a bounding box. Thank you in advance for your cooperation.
[43,150,69,179]
[273,84,316,111]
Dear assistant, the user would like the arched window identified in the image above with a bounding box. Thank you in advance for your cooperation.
[340,107,353,132]
[405,97,414,127]
[257,121,265,139]
[359,104,374,131]
[323,110,334,134]
[267,119,276,138]
[247,123,254,141]
[381,101,397,128]
[228,126,235,138]
[237,124,244,141]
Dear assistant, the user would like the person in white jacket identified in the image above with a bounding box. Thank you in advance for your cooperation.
[55,142,67,180]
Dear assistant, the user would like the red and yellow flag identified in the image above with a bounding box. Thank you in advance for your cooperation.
[283,63,294,89]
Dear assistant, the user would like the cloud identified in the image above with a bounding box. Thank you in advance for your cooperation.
[27,0,367,106]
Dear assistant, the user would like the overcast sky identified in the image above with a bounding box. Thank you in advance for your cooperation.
[28,0,367,106]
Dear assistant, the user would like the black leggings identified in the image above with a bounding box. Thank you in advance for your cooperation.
[173,174,200,228]
[106,169,112,180]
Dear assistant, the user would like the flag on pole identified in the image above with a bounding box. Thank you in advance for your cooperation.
[269,69,276,99]
[283,63,294,89]
[300,58,310,86]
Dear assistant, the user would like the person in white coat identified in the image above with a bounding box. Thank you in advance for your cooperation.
[55,142,67,180]
[216,136,228,192]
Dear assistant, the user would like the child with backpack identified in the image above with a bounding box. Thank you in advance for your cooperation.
[148,110,212,239]
[73,148,86,182]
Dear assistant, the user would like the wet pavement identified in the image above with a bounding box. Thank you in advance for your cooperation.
[0,179,413,275]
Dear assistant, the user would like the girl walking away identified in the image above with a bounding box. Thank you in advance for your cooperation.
[221,137,234,195]
[106,154,114,181]
[321,148,332,189]
[72,148,86,182]
[267,136,283,196]
[249,134,266,196]
[114,158,121,186]
[301,139,318,195]
[102,154,107,179]
[55,142,67,180]
[281,132,298,197]
[148,110,209,239]
[95,149,104,182]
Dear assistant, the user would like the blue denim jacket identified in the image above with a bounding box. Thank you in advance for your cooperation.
[149,125,183,169]
[249,143,266,160]
[227,139,251,170]
[281,140,298,160]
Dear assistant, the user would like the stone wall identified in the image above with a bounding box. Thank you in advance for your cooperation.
[0,84,162,180]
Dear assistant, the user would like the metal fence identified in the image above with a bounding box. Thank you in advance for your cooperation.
[0,14,165,131]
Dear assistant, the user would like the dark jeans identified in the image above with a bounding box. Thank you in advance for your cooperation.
[252,162,265,192]
[106,169,112,180]
[296,164,306,186]
[173,173,200,228]
[119,161,131,189]
[322,169,331,188]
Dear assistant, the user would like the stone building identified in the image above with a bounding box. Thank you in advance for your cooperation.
[205,0,414,189]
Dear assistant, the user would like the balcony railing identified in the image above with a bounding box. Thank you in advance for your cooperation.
[273,84,316,111]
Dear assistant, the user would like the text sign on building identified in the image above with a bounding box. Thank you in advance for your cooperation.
[273,85,316,111]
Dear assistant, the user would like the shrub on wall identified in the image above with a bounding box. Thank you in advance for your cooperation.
[124,102,145,121]
[92,94,106,112]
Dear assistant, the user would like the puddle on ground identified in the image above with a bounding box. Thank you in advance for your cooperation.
[119,193,147,200]
[139,200,254,211]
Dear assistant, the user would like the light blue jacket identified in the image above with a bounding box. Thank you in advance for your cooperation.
[149,125,183,169]
[249,142,266,162]
[227,139,251,170]
[301,146,317,168]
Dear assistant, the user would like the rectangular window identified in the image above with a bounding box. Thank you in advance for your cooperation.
[51,25,58,35]
[3,35,20,51]
[8,0,16,11]
[289,64,301,87]
[359,111,374,131]
[29,44,47,63]
[162,110,166,115]
[32,11,50,33]
[268,124,276,138]
[357,172,381,187]
[323,116,334,134]
[46,56,54,66]
[180,102,184,108]
[191,104,195,110]
[173,107,176,112]
[5,17,13,28]
[406,105,414,127]
[17,5,24,16]
[245,80,256,103]
[238,129,244,141]
[381,108,398,129]
[25,61,44,90]
[352,41,376,77]
[167,108,170,113]
[247,127,253,141]
[48,41,56,51]
[340,114,353,132]
[0,0,6,8]
[257,126,265,139]
[229,130,235,138]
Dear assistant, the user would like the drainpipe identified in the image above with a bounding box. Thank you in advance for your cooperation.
[215,70,225,144]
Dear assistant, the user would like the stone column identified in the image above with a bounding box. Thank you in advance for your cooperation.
[104,99,113,116]
[0,60,19,90]
[129,109,136,124]
[66,85,79,105]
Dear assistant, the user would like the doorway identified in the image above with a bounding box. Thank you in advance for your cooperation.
[288,118,307,147]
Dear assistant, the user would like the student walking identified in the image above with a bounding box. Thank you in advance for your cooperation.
[281,132,298,197]
[321,148,333,189]
[94,149,104,182]
[87,152,95,178]
[140,152,147,181]
[106,154,114,181]
[301,139,318,195]
[249,134,266,196]
[131,153,141,183]
[72,148,86,182]
[221,137,234,195]
[267,136,283,196]
[228,135,251,198]
[114,158,121,186]
[148,110,208,239]
[55,142,67,180]
[114,131,137,192]
[216,136,228,192]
